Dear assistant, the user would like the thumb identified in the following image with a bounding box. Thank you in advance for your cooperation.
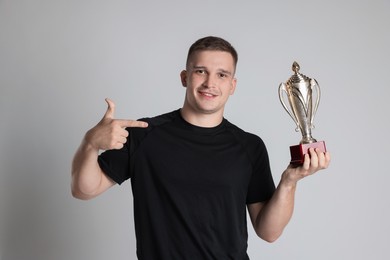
[103,98,115,119]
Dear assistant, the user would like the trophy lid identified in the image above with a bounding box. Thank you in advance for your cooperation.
[287,61,311,84]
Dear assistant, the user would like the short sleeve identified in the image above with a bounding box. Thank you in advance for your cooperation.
[98,138,131,185]
[245,136,276,204]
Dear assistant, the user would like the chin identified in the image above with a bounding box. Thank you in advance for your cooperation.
[197,107,223,115]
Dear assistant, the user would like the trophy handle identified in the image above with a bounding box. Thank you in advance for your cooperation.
[279,83,300,131]
[310,79,321,128]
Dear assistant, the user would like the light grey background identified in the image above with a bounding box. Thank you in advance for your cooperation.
[1,0,389,259]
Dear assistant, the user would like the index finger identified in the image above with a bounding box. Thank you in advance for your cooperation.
[116,119,148,128]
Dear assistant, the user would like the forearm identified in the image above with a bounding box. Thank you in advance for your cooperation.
[254,174,297,242]
[71,136,105,200]
[252,149,330,242]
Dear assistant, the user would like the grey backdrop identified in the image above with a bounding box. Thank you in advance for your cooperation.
[1,0,389,259]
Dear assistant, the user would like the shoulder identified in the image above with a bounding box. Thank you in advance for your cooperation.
[224,119,266,147]
[138,110,179,127]
[223,119,269,164]
[124,110,180,151]
[128,110,179,138]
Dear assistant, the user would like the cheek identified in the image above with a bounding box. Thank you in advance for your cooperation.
[224,83,234,95]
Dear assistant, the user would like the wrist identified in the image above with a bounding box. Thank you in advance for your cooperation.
[83,130,100,152]
[280,170,298,190]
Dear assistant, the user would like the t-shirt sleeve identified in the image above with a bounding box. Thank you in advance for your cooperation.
[246,136,276,204]
[97,119,151,185]
[97,130,132,185]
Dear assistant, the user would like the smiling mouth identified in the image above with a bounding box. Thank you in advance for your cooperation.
[199,91,218,98]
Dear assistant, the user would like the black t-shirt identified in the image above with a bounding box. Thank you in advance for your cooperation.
[98,110,275,260]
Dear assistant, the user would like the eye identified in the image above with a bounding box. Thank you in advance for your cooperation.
[218,73,228,78]
[196,69,206,74]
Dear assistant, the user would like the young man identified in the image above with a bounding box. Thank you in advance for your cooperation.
[71,36,330,259]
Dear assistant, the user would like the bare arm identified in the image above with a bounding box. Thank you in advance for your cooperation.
[71,98,148,200]
[71,135,115,200]
[248,148,331,242]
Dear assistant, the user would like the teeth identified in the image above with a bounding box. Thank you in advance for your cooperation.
[201,92,214,97]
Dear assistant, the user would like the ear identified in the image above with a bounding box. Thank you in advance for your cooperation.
[180,70,187,87]
[230,78,237,95]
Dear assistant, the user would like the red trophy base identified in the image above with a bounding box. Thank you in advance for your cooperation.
[290,141,326,165]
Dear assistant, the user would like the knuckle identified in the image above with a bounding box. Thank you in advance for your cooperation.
[109,140,117,149]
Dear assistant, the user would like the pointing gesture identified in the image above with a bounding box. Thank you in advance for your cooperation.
[85,98,148,151]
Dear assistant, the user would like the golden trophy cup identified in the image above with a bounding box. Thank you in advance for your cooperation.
[279,62,326,165]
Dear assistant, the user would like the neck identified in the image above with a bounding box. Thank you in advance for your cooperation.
[180,107,224,128]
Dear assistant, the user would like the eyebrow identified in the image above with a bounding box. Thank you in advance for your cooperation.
[192,66,233,76]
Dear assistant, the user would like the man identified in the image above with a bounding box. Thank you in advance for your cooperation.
[71,36,330,259]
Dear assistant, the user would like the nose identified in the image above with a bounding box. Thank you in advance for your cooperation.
[203,74,216,88]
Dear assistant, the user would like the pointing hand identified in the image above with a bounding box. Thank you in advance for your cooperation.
[85,98,148,150]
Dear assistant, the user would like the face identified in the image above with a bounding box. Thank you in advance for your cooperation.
[180,50,237,118]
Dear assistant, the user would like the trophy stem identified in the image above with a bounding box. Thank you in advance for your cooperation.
[300,135,317,144]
